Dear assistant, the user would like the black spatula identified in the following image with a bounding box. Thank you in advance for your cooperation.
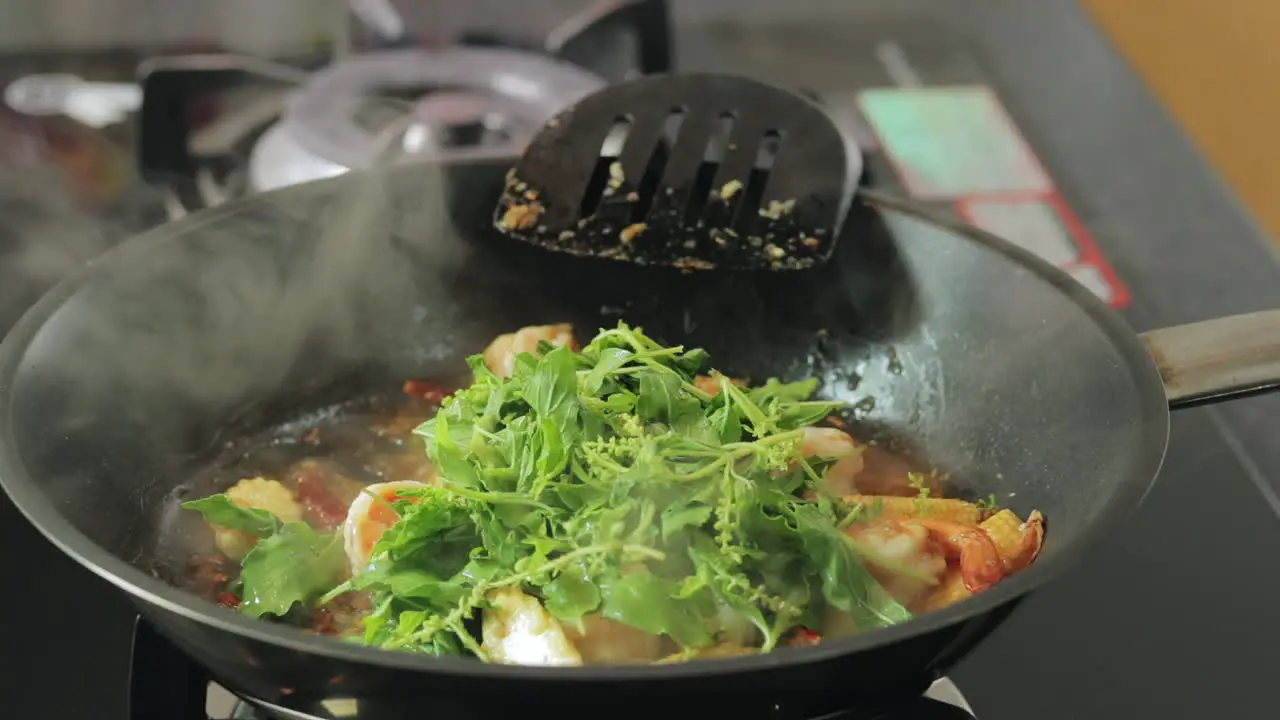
[493,73,857,270]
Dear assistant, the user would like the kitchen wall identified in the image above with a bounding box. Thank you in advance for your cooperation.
[1082,0,1280,244]
[0,0,340,54]
[0,0,914,54]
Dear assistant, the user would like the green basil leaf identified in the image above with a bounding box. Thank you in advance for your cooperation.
[599,568,715,648]
[540,561,602,624]
[238,523,346,618]
[182,494,278,538]
[635,370,700,424]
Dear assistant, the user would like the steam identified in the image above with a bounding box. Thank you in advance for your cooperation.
[0,161,132,333]
[16,101,463,463]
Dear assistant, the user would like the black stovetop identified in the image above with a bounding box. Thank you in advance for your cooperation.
[3,3,1280,719]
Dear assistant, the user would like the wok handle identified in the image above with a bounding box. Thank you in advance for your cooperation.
[1139,309,1280,409]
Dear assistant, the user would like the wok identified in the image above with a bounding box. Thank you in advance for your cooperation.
[1,156,1278,720]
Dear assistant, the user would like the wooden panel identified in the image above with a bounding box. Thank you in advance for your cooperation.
[1082,0,1280,242]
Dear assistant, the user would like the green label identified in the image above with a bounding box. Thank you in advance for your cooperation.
[858,87,1052,198]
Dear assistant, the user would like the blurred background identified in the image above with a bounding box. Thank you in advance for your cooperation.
[5,0,1280,245]
[1084,0,1280,245]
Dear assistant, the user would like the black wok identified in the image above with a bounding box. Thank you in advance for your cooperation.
[1,157,1278,720]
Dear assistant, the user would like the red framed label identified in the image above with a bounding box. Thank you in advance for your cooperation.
[857,86,1130,308]
[955,193,1130,308]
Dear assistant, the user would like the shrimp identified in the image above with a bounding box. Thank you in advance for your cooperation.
[562,615,665,664]
[481,588,583,666]
[914,518,1005,593]
[692,374,745,396]
[341,481,427,572]
[846,514,1007,605]
[801,427,865,496]
[482,594,664,666]
[483,324,576,379]
[846,519,947,609]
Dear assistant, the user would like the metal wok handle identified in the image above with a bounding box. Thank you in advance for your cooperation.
[1139,310,1280,409]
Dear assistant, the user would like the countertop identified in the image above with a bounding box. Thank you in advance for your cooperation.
[2,3,1280,719]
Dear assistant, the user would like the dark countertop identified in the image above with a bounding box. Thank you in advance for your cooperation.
[2,3,1280,719]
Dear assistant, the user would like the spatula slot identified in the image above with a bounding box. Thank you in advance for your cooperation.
[495,71,853,270]
[683,111,737,226]
[579,115,633,219]
[755,129,783,170]
[630,107,686,223]
[732,129,784,235]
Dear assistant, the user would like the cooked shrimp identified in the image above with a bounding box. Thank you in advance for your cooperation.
[483,324,576,379]
[342,481,427,572]
[922,569,973,613]
[801,427,864,495]
[848,514,1007,603]
[481,588,583,666]
[213,477,302,560]
[692,374,745,395]
[914,517,1005,593]
[693,374,719,395]
[562,615,665,664]
[846,519,947,609]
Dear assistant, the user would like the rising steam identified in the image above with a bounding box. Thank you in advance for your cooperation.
[14,100,464,464]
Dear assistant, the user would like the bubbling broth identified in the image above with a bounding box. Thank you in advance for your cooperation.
[173,323,1044,665]
[169,388,448,633]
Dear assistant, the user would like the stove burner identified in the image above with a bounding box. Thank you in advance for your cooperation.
[249,47,604,192]
[408,91,512,147]
[136,0,673,217]
[129,617,976,719]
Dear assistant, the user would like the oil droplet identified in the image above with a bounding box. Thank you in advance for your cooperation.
[812,328,836,361]
[843,370,862,391]
[886,346,904,375]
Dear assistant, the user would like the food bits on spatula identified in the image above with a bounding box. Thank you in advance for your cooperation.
[495,73,855,270]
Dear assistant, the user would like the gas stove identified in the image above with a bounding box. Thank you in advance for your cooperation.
[126,618,977,720]
[128,0,671,219]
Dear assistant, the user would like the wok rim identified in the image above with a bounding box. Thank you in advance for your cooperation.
[0,164,1170,682]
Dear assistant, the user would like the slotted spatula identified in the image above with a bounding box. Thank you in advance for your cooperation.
[493,73,858,270]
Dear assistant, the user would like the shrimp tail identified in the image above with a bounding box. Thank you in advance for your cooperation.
[957,542,1005,593]
[917,518,1006,593]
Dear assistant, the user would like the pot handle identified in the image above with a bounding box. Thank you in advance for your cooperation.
[1138,309,1280,409]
